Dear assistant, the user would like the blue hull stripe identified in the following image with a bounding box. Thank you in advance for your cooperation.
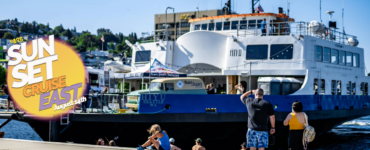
[138,94,370,113]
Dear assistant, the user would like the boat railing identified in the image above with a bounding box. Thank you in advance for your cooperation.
[236,21,357,45]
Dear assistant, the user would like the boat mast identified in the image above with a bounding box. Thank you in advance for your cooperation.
[252,0,260,13]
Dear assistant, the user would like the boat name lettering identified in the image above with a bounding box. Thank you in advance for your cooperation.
[325,65,353,71]
[184,81,203,87]
[230,49,242,57]
[141,94,165,107]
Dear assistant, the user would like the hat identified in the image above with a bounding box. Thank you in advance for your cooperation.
[169,138,175,143]
[195,138,202,143]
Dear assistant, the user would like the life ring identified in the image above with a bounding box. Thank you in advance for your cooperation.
[325,29,328,36]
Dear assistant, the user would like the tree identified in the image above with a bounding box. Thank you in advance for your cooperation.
[54,25,64,34]
[368,73,370,76]
[115,44,124,53]
[61,29,73,40]
[3,32,14,39]
[15,18,18,22]
[0,65,6,86]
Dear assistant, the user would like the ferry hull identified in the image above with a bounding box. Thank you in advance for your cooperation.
[24,109,370,150]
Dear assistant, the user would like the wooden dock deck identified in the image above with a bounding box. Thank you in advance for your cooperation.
[0,138,138,150]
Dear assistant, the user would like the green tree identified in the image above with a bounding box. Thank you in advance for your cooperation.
[115,44,124,53]
[61,29,73,40]
[3,32,14,39]
[109,43,114,50]
[0,65,6,86]
[54,25,64,34]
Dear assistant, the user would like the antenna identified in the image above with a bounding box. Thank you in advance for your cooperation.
[287,0,290,16]
[342,0,345,33]
[320,0,322,22]
[326,11,334,21]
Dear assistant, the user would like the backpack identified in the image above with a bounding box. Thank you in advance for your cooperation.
[302,112,316,150]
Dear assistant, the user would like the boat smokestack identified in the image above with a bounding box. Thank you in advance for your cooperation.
[279,7,283,13]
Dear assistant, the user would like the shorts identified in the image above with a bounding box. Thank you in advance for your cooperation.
[246,128,269,148]
[158,145,167,150]
[7,96,12,101]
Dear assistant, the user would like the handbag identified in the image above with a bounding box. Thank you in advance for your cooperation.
[302,112,316,150]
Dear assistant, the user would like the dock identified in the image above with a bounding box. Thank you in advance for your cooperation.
[0,138,137,150]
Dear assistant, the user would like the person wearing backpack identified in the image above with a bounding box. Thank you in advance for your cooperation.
[283,101,306,150]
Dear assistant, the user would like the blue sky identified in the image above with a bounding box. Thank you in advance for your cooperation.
[1,0,369,74]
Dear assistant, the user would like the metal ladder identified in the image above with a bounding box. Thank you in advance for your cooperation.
[60,113,70,125]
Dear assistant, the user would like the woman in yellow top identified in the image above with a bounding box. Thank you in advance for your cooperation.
[283,101,306,150]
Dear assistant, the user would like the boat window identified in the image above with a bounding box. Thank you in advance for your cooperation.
[89,74,99,86]
[331,80,337,95]
[231,21,239,30]
[135,51,151,63]
[257,20,263,29]
[339,50,346,65]
[314,79,318,95]
[248,20,256,29]
[315,46,323,62]
[165,83,174,91]
[246,45,268,60]
[216,22,222,31]
[320,79,325,95]
[240,20,247,29]
[208,23,215,31]
[331,49,339,64]
[194,24,200,30]
[223,22,230,30]
[337,81,341,95]
[361,82,366,95]
[323,47,331,63]
[150,82,163,90]
[270,44,293,60]
[347,81,351,95]
[201,24,207,30]
[353,53,359,67]
[352,82,356,95]
[346,52,353,66]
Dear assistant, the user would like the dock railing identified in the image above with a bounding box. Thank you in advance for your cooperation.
[87,94,127,113]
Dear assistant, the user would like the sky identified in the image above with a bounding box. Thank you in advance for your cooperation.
[1,0,369,74]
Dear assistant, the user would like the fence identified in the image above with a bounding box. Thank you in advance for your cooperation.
[82,94,128,113]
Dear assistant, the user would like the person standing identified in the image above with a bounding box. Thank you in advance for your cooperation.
[82,78,91,113]
[169,138,181,150]
[137,124,171,150]
[240,89,275,150]
[284,101,306,150]
[2,85,18,112]
[261,18,267,36]
[207,83,215,94]
[235,83,245,94]
[192,138,205,150]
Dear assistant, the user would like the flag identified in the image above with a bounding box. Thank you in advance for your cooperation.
[101,35,104,42]
[255,4,264,13]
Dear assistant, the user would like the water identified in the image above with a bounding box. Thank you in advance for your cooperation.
[0,112,369,149]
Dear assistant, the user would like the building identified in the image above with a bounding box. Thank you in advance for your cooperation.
[154,9,224,40]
